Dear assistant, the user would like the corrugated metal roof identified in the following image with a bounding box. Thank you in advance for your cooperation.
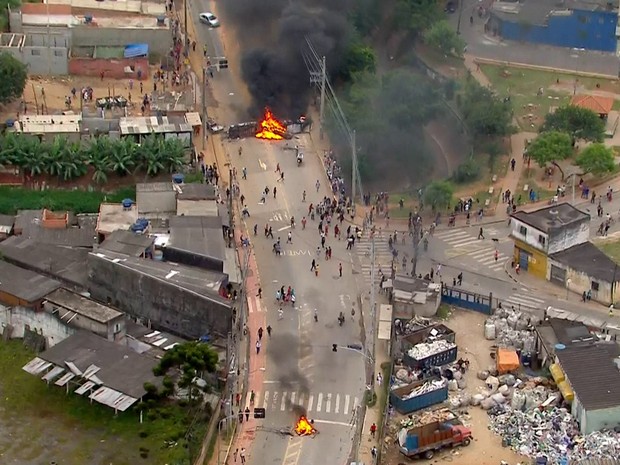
[22,357,52,375]
[119,115,191,135]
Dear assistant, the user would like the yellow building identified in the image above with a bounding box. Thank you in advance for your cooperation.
[509,203,590,280]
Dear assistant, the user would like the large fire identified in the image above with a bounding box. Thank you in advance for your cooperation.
[256,108,286,140]
[294,416,317,436]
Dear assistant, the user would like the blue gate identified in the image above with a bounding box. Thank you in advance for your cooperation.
[441,285,493,315]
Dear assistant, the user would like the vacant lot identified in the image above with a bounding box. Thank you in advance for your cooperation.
[0,341,207,465]
[480,64,620,131]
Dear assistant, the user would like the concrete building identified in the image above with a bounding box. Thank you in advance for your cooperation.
[555,344,620,434]
[22,330,162,412]
[13,208,97,248]
[164,215,226,272]
[535,318,598,367]
[98,230,154,258]
[548,241,620,305]
[87,249,232,339]
[0,236,89,290]
[487,0,619,53]
[0,261,61,310]
[0,31,69,76]
[96,203,139,241]
[509,203,590,278]
[9,3,172,56]
[43,288,126,342]
[389,274,442,318]
[136,182,176,218]
[176,183,219,216]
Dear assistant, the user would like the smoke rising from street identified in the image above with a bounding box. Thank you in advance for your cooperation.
[220,0,353,118]
[268,333,311,415]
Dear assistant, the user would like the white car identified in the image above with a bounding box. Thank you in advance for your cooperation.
[199,12,220,27]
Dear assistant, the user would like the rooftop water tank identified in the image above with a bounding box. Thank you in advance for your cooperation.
[122,198,134,210]
[84,14,93,24]
[156,15,166,26]
[172,173,185,184]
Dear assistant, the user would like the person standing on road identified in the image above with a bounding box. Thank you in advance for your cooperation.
[302,190,306,202]
[478,227,484,240]
[339,262,343,278]
[234,448,239,462]
[245,407,250,421]
[457,273,463,285]
[258,327,263,340]
[242,167,247,179]
[315,179,320,192]
[273,186,277,198]
[267,325,272,337]
[311,259,316,272]
[240,448,246,464]
[257,287,262,299]
[315,263,320,277]
[256,340,261,354]
[370,423,377,437]
[287,231,293,244]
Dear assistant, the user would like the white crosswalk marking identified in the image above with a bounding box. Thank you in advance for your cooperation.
[270,211,290,222]
[435,228,510,271]
[469,247,508,272]
[252,389,359,418]
[502,292,546,310]
[357,232,397,287]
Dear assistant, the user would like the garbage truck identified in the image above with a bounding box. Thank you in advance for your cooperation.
[398,420,472,460]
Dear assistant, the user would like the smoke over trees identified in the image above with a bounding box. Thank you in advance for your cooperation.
[220,0,354,118]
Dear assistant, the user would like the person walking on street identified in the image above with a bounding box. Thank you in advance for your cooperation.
[245,406,250,421]
[257,287,262,299]
[238,410,244,424]
[510,158,516,171]
[258,327,263,340]
[478,227,484,240]
[339,262,343,278]
[267,325,272,337]
[234,448,239,462]
[256,340,261,354]
[370,423,377,437]
[371,447,377,460]
[457,272,463,285]
[273,186,277,198]
[240,448,246,464]
[250,390,255,404]
[311,259,316,272]
[315,263,320,277]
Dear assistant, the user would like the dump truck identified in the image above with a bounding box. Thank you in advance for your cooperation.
[398,420,472,460]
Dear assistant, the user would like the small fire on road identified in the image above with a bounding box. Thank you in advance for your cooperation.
[294,416,317,436]
[256,108,286,140]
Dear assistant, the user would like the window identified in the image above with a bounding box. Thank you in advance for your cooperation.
[113,323,122,334]
[31,49,41,56]
[519,226,527,236]
[591,281,600,291]
[538,235,546,246]
[54,50,64,57]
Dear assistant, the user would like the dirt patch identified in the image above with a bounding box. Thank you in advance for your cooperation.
[381,309,525,465]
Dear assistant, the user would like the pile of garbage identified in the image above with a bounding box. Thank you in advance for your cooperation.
[407,340,456,360]
[394,316,433,336]
[489,406,620,461]
[484,307,536,353]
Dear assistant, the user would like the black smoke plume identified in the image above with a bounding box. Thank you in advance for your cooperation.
[220,0,353,118]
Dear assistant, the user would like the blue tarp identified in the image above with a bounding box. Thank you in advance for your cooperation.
[124,43,149,58]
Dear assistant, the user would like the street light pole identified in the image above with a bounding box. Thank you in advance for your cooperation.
[319,55,326,140]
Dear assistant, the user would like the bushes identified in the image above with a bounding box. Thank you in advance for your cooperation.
[452,158,481,184]
[0,186,136,215]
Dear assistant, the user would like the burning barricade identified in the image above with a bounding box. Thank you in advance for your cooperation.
[294,416,317,437]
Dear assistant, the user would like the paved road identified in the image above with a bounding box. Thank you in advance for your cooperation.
[448,0,620,76]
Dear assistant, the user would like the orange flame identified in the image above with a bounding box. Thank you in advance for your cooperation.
[294,416,316,436]
[256,108,286,140]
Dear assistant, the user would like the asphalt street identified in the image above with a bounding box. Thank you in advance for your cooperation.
[449,0,620,76]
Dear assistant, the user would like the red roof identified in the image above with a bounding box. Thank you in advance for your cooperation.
[570,94,614,115]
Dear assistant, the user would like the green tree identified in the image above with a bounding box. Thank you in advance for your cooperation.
[0,52,27,104]
[452,158,481,183]
[340,42,377,80]
[575,143,616,176]
[161,138,185,173]
[108,137,136,175]
[153,341,218,400]
[541,105,605,144]
[350,0,381,36]
[458,78,513,139]
[424,180,454,210]
[394,0,443,35]
[527,131,573,179]
[423,20,466,56]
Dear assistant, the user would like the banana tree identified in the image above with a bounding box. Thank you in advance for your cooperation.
[161,138,186,173]
[85,137,112,184]
[136,135,165,176]
[108,137,136,176]
[14,136,45,178]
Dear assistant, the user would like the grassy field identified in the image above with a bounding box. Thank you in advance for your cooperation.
[0,340,209,465]
[0,186,136,214]
[479,64,620,131]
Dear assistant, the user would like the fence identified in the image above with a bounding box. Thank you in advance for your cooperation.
[441,285,493,315]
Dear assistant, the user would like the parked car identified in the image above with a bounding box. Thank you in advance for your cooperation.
[207,119,224,133]
[199,12,220,27]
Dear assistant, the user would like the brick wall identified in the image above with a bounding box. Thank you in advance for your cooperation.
[68,57,149,79]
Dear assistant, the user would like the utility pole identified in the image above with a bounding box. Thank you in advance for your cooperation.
[319,55,326,140]
[184,0,189,55]
[351,130,357,204]
[202,67,209,146]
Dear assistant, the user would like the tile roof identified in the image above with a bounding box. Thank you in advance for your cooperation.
[570,94,614,115]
